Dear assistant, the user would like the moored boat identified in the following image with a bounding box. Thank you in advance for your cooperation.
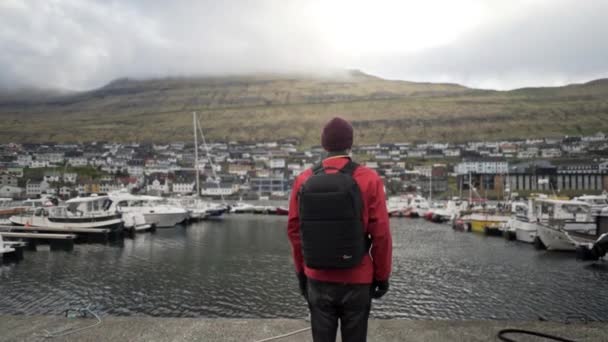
[9,195,123,230]
[573,194,608,217]
[534,199,596,251]
[469,212,510,236]
[503,201,538,243]
[0,198,26,217]
[275,207,289,215]
[230,202,256,214]
[111,193,189,228]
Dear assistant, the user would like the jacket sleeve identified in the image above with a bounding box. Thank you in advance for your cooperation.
[287,176,305,274]
[368,176,392,281]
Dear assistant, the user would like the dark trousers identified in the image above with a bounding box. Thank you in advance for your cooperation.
[307,279,372,342]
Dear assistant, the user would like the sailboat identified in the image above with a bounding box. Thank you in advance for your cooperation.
[185,112,229,220]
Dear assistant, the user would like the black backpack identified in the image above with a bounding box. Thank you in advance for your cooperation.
[298,160,367,269]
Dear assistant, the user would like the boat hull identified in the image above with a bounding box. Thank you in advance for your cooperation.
[536,225,576,251]
[470,215,509,235]
[9,214,123,230]
[514,222,538,244]
[506,217,538,243]
[143,212,188,228]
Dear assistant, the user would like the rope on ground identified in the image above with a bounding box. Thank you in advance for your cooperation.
[252,327,311,342]
[497,328,577,342]
[37,306,102,339]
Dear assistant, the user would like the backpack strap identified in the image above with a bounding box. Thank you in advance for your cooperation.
[340,160,359,176]
[312,160,359,175]
[312,163,325,175]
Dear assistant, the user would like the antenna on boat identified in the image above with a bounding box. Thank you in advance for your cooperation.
[193,112,200,198]
[428,167,432,203]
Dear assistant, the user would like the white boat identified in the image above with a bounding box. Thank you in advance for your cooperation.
[388,194,429,218]
[9,195,123,230]
[427,200,468,223]
[503,200,538,243]
[534,199,596,251]
[410,195,430,217]
[573,194,608,216]
[110,193,188,228]
[169,197,228,220]
[387,196,410,217]
[230,202,256,214]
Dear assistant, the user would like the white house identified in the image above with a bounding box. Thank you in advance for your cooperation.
[30,160,50,168]
[201,182,238,197]
[63,173,78,183]
[455,161,509,175]
[517,151,537,159]
[444,149,461,157]
[43,172,61,183]
[146,179,170,194]
[0,185,24,199]
[540,148,562,159]
[172,182,195,194]
[67,157,88,167]
[100,183,123,193]
[128,165,145,176]
[26,180,50,196]
[16,155,32,167]
[269,159,286,169]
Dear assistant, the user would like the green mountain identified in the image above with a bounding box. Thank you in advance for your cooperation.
[1,71,607,145]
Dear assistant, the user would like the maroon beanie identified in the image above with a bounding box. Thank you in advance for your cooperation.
[321,117,353,152]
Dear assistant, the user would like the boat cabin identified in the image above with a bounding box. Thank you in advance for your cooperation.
[534,199,592,223]
[62,195,116,217]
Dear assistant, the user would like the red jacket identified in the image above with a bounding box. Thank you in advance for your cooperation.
[287,156,392,284]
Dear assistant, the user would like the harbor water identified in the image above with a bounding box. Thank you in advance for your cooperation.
[1,215,607,321]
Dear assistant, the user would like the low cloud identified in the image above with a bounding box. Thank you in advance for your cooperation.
[0,0,607,90]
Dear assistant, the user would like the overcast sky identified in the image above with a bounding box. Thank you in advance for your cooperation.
[1,0,607,91]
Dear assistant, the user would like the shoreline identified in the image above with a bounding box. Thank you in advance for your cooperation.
[1,315,606,341]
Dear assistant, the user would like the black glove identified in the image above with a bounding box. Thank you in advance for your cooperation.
[297,272,308,299]
[371,279,389,299]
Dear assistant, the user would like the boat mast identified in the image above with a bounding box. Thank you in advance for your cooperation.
[468,172,472,205]
[193,112,200,197]
[428,167,432,203]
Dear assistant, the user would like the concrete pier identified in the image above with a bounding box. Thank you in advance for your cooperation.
[0,315,606,341]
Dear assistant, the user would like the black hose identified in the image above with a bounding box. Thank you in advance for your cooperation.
[497,328,577,342]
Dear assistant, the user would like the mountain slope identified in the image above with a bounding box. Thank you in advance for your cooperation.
[0,72,607,144]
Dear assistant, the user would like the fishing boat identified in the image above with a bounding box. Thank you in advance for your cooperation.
[169,197,228,221]
[111,193,189,228]
[387,194,429,218]
[503,200,538,243]
[409,195,430,218]
[573,194,608,216]
[574,208,608,260]
[469,210,510,236]
[426,200,467,223]
[534,199,596,251]
[387,196,410,217]
[253,205,277,214]
[230,202,256,214]
[9,195,123,230]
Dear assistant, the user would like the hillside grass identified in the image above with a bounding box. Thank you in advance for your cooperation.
[1,74,607,145]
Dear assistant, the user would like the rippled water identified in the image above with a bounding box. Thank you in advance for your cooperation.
[1,215,607,321]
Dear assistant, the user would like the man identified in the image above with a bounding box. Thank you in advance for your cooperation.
[287,117,392,342]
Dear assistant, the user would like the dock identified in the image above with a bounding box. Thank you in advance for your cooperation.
[0,316,606,341]
[0,234,26,263]
[0,225,119,244]
[0,232,76,251]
